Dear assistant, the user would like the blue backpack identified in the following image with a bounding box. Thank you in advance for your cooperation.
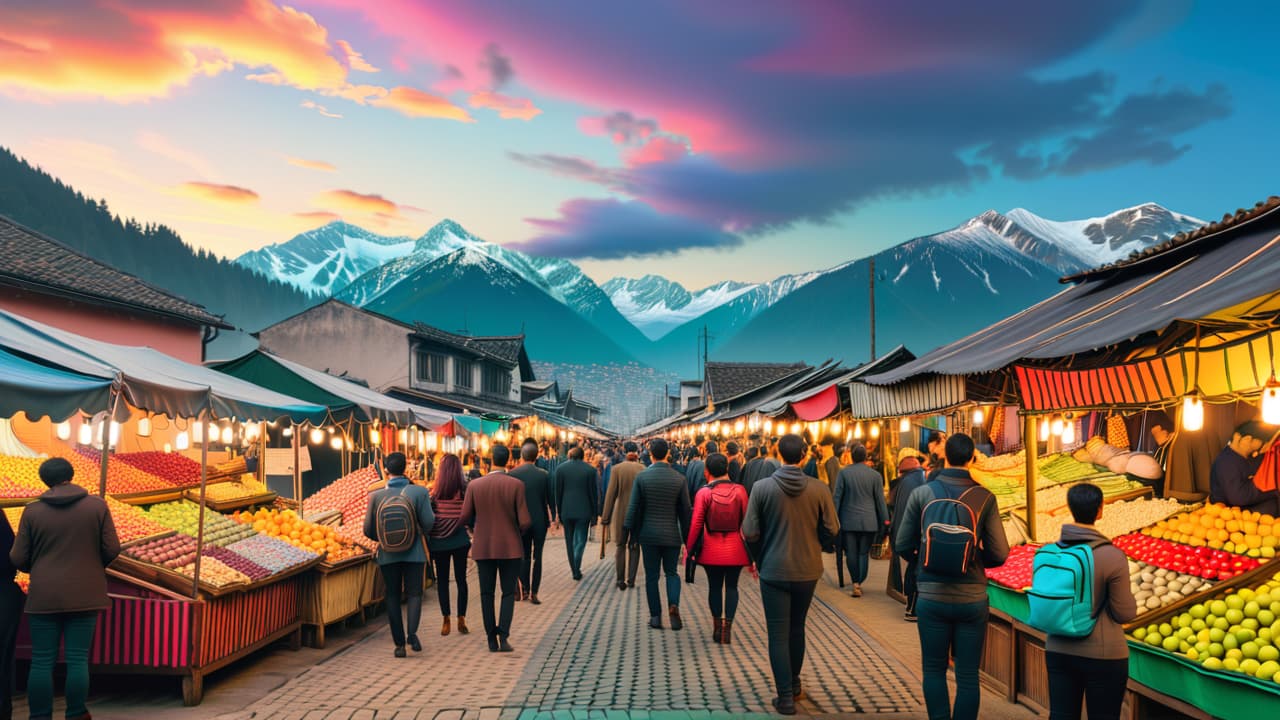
[1027,539,1108,637]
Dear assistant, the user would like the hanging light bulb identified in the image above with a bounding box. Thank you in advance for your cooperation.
[163,442,173,453]
[829,419,843,435]
[137,416,152,437]
[56,421,72,441]
[1061,419,1076,445]
[734,419,745,434]
[870,423,880,439]
[77,423,92,446]
[398,429,408,444]
[109,421,120,448]
[972,407,984,426]
[208,422,219,443]
[1182,391,1204,432]
[1263,375,1280,425]
[764,419,774,434]
[245,423,261,441]
[176,432,190,451]
[220,426,233,445]
[1039,417,1051,442]
[1050,414,1065,436]
[282,425,293,438]
[789,421,802,434]
[899,417,910,433]
[370,427,382,446]
[192,421,204,444]
[807,421,820,439]
[309,427,324,445]
[853,422,864,439]
[329,436,343,450]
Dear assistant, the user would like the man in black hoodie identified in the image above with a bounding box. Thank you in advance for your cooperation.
[742,434,840,716]
[0,509,22,720]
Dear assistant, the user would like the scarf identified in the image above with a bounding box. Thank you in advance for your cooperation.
[430,495,465,539]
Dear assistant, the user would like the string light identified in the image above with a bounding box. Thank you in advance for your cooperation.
[175,432,190,451]
[1182,391,1204,432]
[1263,375,1280,425]
[56,421,72,441]
[1061,419,1076,445]
[282,426,293,438]
[329,436,343,450]
[972,408,984,426]
[370,427,382,446]
[309,427,324,445]
[853,422,864,439]
[220,426,233,445]
[789,422,802,434]
[1050,414,1065,436]
[829,420,843,435]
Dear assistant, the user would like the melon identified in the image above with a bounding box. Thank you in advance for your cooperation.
[1126,452,1163,481]
[1106,452,1132,474]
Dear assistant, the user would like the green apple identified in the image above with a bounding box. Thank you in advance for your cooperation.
[1224,657,1241,671]
[1210,628,1227,643]
[1162,636,1181,652]
[1133,627,1148,641]
[1226,609,1246,625]
[1192,619,1208,632]
[1224,634,1240,650]
[1209,642,1225,658]
[1214,617,1232,631]
[1146,633,1163,647]
[1259,661,1280,680]
[1241,659,1262,676]
[1160,622,1174,636]
[1190,604,1209,619]
[1259,645,1280,663]
[1242,641,1261,659]
[1203,657,1224,670]
[1227,595,1246,611]
[1259,610,1276,627]
[1236,628,1257,643]
[1246,601,1262,619]
[1211,600,1230,616]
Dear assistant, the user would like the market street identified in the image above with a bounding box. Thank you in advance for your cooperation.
[12,531,1039,720]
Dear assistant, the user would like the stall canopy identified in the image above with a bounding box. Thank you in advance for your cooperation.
[213,350,451,428]
[0,309,327,423]
[864,197,1280,405]
[0,344,114,421]
[443,414,504,437]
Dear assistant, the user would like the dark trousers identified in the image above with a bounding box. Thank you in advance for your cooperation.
[641,544,681,617]
[521,525,548,594]
[0,582,23,720]
[903,558,919,615]
[615,541,640,585]
[1045,652,1128,720]
[760,579,817,698]
[380,561,424,648]
[703,565,743,620]
[27,611,97,720]
[431,546,469,617]
[562,519,590,576]
[916,598,988,720]
[476,558,521,639]
[843,531,877,585]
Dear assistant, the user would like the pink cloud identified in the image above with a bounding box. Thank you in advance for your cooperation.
[336,39,378,73]
[373,86,473,122]
[625,136,688,166]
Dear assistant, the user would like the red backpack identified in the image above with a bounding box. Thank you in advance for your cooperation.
[705,484,742,534]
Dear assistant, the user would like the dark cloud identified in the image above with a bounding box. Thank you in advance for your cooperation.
[511,198,741,260]
[480,43,513,89]
[507,152,633,191]
[580,111,659,145]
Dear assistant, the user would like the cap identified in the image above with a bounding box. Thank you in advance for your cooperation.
[897,446,923,465]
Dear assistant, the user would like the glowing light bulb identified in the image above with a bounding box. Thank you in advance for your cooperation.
[1263,377,1280,425]
[1061,420,1075,444]
[398,429,408,444]
[282,426,293,438]
[790,422,801,434]
[77,423,92,446]
[309,428,324,445]
[899,417,910,433]
[764,419,774,434]
[220,426,232,445]
[972,408,984,426]
[1050,415,1065,436]
[853,422,864,439]
[1039,418,1051,442]
[329,436,343,450]
[1182,392,1204,432]
[163,443,173,453]
[176,432,190,451]
[870,423,880,439]
[137,416,152,437]
[370,428,381,446]
[56,421,72,441]
[192,421,204,444]
[829,420,842,435]
[734,419,745,434]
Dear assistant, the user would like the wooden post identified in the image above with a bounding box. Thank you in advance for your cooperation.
[98,387,122,497]
[1024,413,1039,543]
[192,410,209,599]
[293,425,303,519]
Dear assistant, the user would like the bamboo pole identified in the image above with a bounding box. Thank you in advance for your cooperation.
[192,410,209,599]
[1024,413,1039,543]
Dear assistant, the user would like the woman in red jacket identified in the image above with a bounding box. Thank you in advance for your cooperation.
[687,453,754,644]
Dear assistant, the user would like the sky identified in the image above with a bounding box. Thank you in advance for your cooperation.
[0,0,1275,291]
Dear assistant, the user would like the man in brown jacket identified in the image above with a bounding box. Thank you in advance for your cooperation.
[601,441,644,590]
[462,444,532,652]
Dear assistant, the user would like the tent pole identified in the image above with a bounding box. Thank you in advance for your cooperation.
[192,409,209,599]
[293,424,302,519]
[1024,413,1039,543]
[98,387,122,497]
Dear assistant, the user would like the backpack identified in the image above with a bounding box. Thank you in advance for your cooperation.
[705,484,741,534]
[1027,539,1108,637]
[919,481,989,577]
[376,486,419,553]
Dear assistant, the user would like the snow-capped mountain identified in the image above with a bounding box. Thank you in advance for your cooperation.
[234,222,415,296]
[1005,203,1202,273]
[602,276,757,340]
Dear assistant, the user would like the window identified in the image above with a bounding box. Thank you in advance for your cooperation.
[482,365,511,397]
[453,358,474,390]
[416,350,445,385]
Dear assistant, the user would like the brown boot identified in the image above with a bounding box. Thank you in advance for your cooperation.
[457,616,470,634]
[712,617,723,643]
[721,618,733,645]
[441,616,451,636]
[669,604,683,631]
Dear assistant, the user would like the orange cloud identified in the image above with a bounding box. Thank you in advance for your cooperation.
[469,91,542,121]
[301,100,342,118]
[315,189,403,216]
[336,40,378,73]
[373,86,473,122]
[293,210,341,228]
[287,157,337,172]
[175,181,260,204]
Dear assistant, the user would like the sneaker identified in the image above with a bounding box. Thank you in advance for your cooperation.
[851,583,863,598]
[904,611,918,623]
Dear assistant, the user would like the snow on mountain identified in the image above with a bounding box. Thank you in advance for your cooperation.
[235,222,415,296]
[1005,203,1203,273]
[602,274,817,341]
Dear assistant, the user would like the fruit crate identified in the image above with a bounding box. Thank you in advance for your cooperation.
[0,495,37,509]
[183,488,277,513]
[111,487,186,506]
[119,528,177,550]
[111,554,249,599]
[301,555,374,648]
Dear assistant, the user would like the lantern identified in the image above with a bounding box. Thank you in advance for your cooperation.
[245,423,261,440]
[282,425,293,438]
[734,419,745,434]
[163,443,173,453]
[329,436,343,450]
[972,408,984,426]
[192,421,204,444]
[309,427,324,445]
[870,423,880,439]
[789,422,801,435]
[175,432,190,451]
[370,427,382,446]
[220,426,233,445]
[398,429,408,444]
[898,417,910,433]
[1061,419,1076,445]
[56,421,72,441]
[829,419,842,435]
[1050,415,1065,436]
[764,419,774,434]
[137,416,152,437]
[1182,391,1204,432]
[853,422,864,439]
[77,423,92,446]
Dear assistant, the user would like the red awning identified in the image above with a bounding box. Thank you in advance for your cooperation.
[790,384,839,421]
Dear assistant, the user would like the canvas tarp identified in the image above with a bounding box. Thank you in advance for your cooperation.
[0,345,114,421]
[847,374,969,419]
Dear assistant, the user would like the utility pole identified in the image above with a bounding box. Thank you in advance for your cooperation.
[697,325,713,382]
[869,257,876,361]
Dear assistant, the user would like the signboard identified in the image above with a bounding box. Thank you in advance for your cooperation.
[264,446,311,476]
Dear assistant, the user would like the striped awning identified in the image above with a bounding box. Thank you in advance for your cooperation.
[847,374,969,419]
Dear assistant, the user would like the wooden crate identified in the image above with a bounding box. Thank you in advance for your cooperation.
[980,609,1016,701]
[1014,623,1050,714]
[301,557,373,648]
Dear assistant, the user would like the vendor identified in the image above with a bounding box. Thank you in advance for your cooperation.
[1209,420,1279,516]
[1142,410,1175,497]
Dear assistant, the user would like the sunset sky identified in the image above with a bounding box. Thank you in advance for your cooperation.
[0,1,1275,289]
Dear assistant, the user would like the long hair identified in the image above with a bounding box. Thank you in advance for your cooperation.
[434,453,466,501]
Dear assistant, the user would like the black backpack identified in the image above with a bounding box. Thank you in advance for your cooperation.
[918,481,990,577]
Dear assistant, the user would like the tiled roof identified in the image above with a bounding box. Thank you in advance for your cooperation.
[412,323,526,368]
[1061,195,1280,283]
[0,214,229,328]
[704,361,810,402]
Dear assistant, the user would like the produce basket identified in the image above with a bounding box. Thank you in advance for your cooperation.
[301,554,374,647]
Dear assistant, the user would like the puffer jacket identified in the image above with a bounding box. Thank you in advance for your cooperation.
[624,461,691,547]
[687,480,751,567]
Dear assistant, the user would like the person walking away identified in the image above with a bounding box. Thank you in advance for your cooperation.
[823,443,844,490]
[0,499,23,720]
[624,438,692,630]
[894,433,1009,720]
[742,434,839,715]
[364,452,435,657]
[10,458,120,720]
[925,431,947,480]
[1035,484,1138,720]
[832,444,889,598]
[803,446,820,479]
[816,441,836,487]
[601,442,645,590]
[726,442,744,484]
[685,442,708,498]
[555,446,599,581]
[510,440,553,603]
[688,453,753,644]
[741,445,763,494]
[890,448,927,621]
[462,444,531,652]
[428,454,471,636]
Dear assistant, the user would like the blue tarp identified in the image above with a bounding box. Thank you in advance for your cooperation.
[0,345,113,421]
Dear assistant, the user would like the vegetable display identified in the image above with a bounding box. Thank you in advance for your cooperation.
[986,543,1039,590]
[1129,558,1215,614]
[1114,534,1260,581]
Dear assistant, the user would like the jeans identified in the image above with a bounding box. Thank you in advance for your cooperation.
[916,598,988,720]
[641,544,681,617]
[843,531,877,585]
[759,579,817,698]
[380,562,424,648]
[0,582,24,720]
[27,612,97,720]
[614,541,640,585]
[703,565,743,620]
[562,519,590,577]
[431,546,469,617]
[476,558,521,639]
[521,525,548,594]
[903,557,919,615]
[1045,652,1128,720]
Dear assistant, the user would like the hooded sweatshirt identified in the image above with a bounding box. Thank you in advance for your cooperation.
[1044,524,1138,660]
[10,483,120,613]
[742,465,840,583]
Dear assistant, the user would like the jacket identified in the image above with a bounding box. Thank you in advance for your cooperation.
[426,493,470,554]
[742,465,839,583]
[1043,524,1138,660]
[555,459,600,522]
[832,463,889,534]
[624,461,691,547]
[889,465,926,550]
[741,457,766,497]
[363,477,435,565]
[894,469,1010,603]
[10,483,120,613]
[727,457,743,484]
[510,463,554,530]
[601,460,644,543]
[687,480,751,567]
[1,508,15,585]
[462,471,531,560]
[685,459,706,498]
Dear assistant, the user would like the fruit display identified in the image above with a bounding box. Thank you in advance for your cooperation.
[1130,571,1280,683]
[1129,558,1215,614]
[1026,496,1187,544]
[59,448,171,495]
[125,533,199,569]
[175,556,250,588]
[3,506,21,529]
[202,546,273,582]
[0,454,45,499]
[1142,503,1280,558]
[143,501,254,547]
[1115,534,1261,581]
[306,465,381,526]
[198,475,272,503]
[225,534,319,573]
[113,451,203,487]
[105,496,172,544]
[234,507,367,563]
[332,521,378,552]
[1039,452,1108,483]
[986,543,1039,590]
